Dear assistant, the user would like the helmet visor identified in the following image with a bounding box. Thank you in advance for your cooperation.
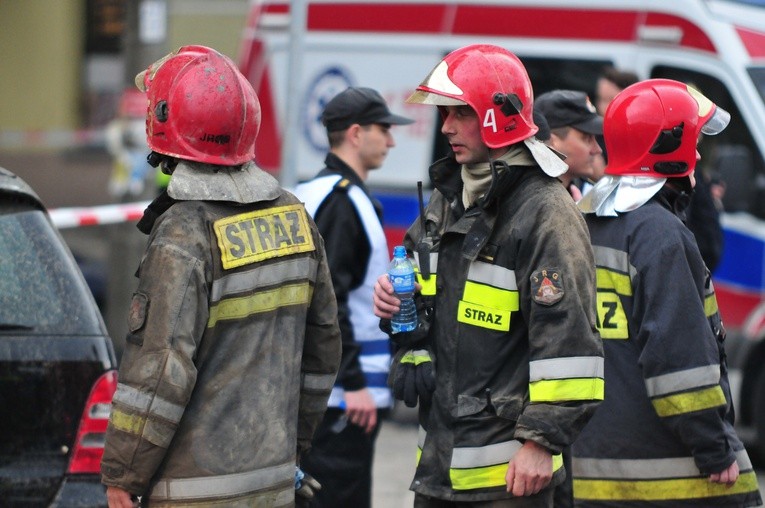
[701,106,730,136]
[406,60,467,105]
[686,85,730,135]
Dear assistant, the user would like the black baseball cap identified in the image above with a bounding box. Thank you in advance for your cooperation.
[535,90,603,135]
[321,87,414,132]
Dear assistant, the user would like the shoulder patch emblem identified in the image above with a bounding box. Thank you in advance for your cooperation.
[530,269,564,306]
[128,292,149,333]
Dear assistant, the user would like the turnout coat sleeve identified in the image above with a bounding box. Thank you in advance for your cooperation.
[510,181,604,451]
[630,207,737,474]
[100,208,211,494]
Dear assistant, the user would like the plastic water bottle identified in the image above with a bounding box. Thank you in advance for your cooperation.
[389,245,418,333]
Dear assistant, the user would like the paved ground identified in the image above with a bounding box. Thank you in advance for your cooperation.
[373,409,418,508]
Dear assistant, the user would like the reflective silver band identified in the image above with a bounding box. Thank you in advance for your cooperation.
[150,462,294,500]
[451,440,523,469]
[112,383,185,424]
[530,356,605,382]
[302,372,336,391]
[592,245,636,278]
[644,365,721,397]
[211,258,317,303]
[468,261,517,289]
[573,450,753,479]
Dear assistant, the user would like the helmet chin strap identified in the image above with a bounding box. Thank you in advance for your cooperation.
[665,174,694,195]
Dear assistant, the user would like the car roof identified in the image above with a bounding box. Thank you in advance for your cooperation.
[0,165,45,210]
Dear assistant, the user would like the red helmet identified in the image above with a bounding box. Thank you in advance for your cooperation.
[407,44,537,148]
[604,79,729,178]
[136,45,261,166]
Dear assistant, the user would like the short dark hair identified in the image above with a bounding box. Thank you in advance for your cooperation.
[601,66,639,91]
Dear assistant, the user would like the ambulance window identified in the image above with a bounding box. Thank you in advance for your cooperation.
[521,57,612,99]
[651,66,765,218]
[750,67,765,104]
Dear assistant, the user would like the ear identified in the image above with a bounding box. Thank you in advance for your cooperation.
[346,123,363,146]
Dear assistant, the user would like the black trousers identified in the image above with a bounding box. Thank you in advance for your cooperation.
[301,408,386,508]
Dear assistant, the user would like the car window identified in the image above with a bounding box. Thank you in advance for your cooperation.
[0,209,103,334]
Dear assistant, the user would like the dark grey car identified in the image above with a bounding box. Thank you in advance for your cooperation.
[0,166,116,507]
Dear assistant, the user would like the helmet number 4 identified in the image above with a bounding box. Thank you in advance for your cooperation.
[483,109,497,132]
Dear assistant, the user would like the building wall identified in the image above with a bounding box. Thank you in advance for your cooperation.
[0,0,249,132]
[168,0,249,63]
[0,1,84,130]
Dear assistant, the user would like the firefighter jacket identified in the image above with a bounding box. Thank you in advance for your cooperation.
[403,155,604,503]
[572,187,762,507]
[294,154,392,409]
[100,167,342,506]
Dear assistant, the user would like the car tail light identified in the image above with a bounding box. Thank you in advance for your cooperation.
[67,370,118,474]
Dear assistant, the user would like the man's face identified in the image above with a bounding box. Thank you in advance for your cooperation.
[440,105,490,165]
[549,128,602,182]
[358,123,395,171]
[596,77,622,116]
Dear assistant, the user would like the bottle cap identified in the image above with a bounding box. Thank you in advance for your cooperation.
[393,245,406,258]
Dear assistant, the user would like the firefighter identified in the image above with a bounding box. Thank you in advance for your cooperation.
[372,44,604,507]
[574,79,763,507]
[100,45,341,507]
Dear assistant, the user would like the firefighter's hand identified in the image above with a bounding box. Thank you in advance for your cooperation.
[505,441,553,496]
[390,348,435,408]
[295,467,321,507]
[106,486,139,508]
[344,388,377,434]
[374,274,399,319]
[373,274,422,319]
[709,460,739,486]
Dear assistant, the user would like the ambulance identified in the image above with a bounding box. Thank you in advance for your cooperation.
[239,0,765,454]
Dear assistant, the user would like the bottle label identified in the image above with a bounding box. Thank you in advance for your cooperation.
[390,272,416,293]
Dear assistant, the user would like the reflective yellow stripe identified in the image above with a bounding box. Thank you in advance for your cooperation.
[574,470,759,501]
[704,293,718,317]
[595,267,632,296]
[207,283,312,327]
[451,453,563,490]
[214,204,315,270]
[529,378,604,402]
[110,408,145,436]
[457,301,511,331]
[595,290,629,339]
[416,271,437,296]
[651,385,726,417]
[463,281,518,311]
[400,349,431,366]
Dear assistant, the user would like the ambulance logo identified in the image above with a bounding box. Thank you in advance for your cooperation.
[530,269,564,306]
[303,66,355,152]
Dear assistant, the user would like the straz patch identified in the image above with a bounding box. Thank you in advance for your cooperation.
[214,204,315,270]
[530,269,564,306]
[458,301,511,331]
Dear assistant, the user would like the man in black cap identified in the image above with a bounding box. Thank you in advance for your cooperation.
[536,90,604,200]
[294,87,413,507]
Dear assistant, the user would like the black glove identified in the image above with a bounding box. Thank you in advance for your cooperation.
[295,466,321,507]
[389,347,435,408]
[379,296,433,349]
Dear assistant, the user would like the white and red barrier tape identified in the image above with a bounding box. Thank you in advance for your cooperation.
[48,201,151,229]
